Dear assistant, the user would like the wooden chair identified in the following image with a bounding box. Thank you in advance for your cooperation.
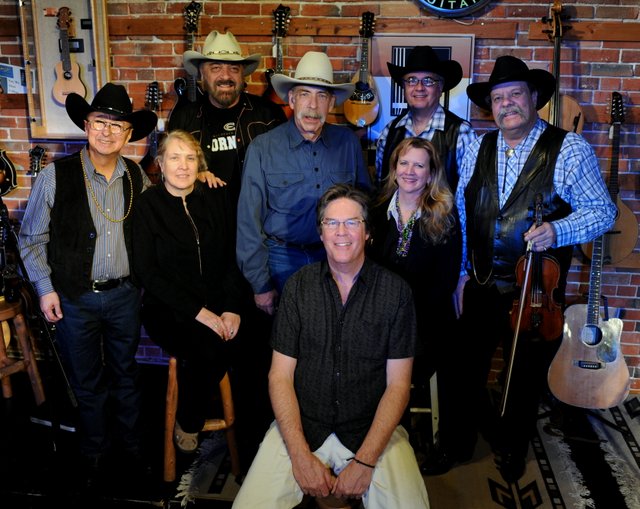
[0,296,45,406]
[163,356,241,483]
[409,371,439,446]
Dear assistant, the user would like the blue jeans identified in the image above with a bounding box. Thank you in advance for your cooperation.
[56,281,142,458]
[266,239,326,294]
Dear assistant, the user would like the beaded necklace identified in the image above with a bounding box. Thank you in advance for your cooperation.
[395,197,418,258]
[80,154,133,223]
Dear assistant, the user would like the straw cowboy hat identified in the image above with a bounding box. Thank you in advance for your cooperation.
[466,55,556,111]
[387,46,463,92]
[65,82,157,142]
[270,51,355,106]
[183,30,261,77]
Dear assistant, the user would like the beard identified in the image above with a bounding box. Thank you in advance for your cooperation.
[208,80,243,108]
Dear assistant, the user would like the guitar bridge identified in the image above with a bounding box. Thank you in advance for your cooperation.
[574,360,603,370]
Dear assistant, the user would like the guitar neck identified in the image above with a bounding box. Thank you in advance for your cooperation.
[275,36,284,74]
[186,33,198,102]
[609,123,621,200]
[587,234,604,326]
[59,28,72,73]
[358,38,370,83]
[549,36,562,127]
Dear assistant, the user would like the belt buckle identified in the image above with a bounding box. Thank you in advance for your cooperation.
[91,279,109,292]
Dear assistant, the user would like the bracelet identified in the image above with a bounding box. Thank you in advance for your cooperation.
[350,457,375,469]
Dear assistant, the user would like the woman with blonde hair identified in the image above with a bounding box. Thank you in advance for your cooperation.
[368,137,465,475]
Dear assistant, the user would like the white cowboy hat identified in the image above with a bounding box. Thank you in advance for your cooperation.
[270,51,355,106]
[183,31,261,77]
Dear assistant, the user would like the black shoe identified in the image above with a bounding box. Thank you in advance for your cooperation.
[495,452,526,484]
[420,446,474,476]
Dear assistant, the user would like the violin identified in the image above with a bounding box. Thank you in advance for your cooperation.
[509,194,563,341]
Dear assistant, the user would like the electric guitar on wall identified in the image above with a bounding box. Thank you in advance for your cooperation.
[28,145,47,178]
[52,6,86,105]
[140,82,163,185]
[580,92,637,265]
[343,12,380,128]
[172,0,203,114]
[263,4,292,119]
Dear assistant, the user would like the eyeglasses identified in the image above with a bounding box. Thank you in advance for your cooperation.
[87,119,131,135]
[402,77,442,88]
[320,218,366,230]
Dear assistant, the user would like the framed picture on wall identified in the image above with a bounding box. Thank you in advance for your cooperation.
[19,0,110,139]
[369,33,475,144]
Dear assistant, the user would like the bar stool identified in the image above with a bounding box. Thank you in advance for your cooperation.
[163,356,241,484]
[0,296,45,406]
[409,371,439,446]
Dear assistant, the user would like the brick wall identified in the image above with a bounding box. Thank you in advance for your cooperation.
[1,0,639,391]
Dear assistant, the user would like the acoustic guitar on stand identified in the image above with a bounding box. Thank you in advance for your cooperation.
[539,1,584,134]
[263,4,292,119]
[171,0,203,117]
[140,82,164,185]
[580,92,637,265]
[343,12,379,128]
[52,6,86,105]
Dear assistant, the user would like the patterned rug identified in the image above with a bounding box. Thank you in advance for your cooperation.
[174,396,640,508]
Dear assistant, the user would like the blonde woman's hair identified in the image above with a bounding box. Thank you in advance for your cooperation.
[378,137,456,244]
[156,129,207,173]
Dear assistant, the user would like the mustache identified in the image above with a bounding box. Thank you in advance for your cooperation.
[497,107,524,121]
[299,110,324,120]
[215,80,238,87]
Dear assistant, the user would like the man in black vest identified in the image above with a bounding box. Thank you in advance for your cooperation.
[375,46,476,193]
[19,83,157,492]
[453,56,616,483]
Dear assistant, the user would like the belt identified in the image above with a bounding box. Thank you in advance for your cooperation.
[90,277,130,293]
[267,235,324,251]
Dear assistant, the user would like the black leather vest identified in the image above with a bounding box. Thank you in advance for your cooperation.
[464,124,573,293]
[49,152,142,298]
[380,109,463,192]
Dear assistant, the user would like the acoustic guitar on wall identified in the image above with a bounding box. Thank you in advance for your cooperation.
[172,0,203,117]
[580,92,637,265]
[263,4,292,119]
[343,12,379,128]
[140,82,164,185]
[0,147,18,197]
[52,6,86,105]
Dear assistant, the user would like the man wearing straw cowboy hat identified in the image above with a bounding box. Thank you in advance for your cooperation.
[376,46,476,192]
[19,83,157,492]
[169,30,286,206]
[454,55,615,483]
[236,51,371,317]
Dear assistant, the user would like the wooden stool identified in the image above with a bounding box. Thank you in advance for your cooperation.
[410,371,439,445]
[163,356,241,483]
[0,297,45,406]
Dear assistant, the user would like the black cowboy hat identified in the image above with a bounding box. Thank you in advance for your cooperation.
[466,55,556,111]
[387,46,463,92]
[65,83,158,142]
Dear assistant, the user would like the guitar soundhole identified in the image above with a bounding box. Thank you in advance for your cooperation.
[580,324,602,346]
[64,71,72,80]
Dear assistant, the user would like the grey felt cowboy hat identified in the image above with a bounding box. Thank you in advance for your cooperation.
[65,82,157,142]
[270,51,355,106]
[387,46,463,92]
[466,55,556,111]
[183,30,261,77]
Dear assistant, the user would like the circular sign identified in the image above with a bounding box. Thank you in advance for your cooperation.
[418,0,492,18]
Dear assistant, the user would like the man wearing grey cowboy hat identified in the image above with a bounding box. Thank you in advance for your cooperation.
[236,51,371,318]
[376,45,477,192]
[169,30,286,206]
[453,55,616,484]
[19,82,158,492]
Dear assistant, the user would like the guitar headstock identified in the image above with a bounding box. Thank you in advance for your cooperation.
[611,92,625,125]
[542,0,570,42]
[359,11,376,39]
[145,81,161,113]
[28,146,46,177]
[183,1,202,34]
[56,6,71,30]
[273,4,291,38]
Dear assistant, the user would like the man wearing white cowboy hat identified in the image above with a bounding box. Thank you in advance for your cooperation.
[19,82,157,492]
[453,55,616,483]
[376,45,476,192]
[169,30,286,206]
[236,51,371,318]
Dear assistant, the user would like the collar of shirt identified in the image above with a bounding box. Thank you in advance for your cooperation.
[400,105,446,136]
[386,190,423,222]
[81,146,127,183]
[285,117,330,149]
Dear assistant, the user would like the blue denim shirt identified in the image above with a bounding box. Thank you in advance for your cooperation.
[237,119,371,294]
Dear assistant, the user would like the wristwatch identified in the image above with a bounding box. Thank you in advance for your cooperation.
[417,0,492,18]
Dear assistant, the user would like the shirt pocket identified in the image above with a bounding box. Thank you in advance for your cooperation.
[329,170,354,186]
[266,171,306,213]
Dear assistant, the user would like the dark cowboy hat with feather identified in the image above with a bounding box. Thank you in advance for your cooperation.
[466,55,556,111]
[65,83,157,142]
[387,46,463,92]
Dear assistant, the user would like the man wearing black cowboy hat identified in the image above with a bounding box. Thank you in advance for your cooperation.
[453,55,615,483]
[376,46,476,192]
[19,83,157,492]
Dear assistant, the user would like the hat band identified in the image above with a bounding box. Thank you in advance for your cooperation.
[205,50,242,57]
[96,105,129,117]
[296,76,333,85]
